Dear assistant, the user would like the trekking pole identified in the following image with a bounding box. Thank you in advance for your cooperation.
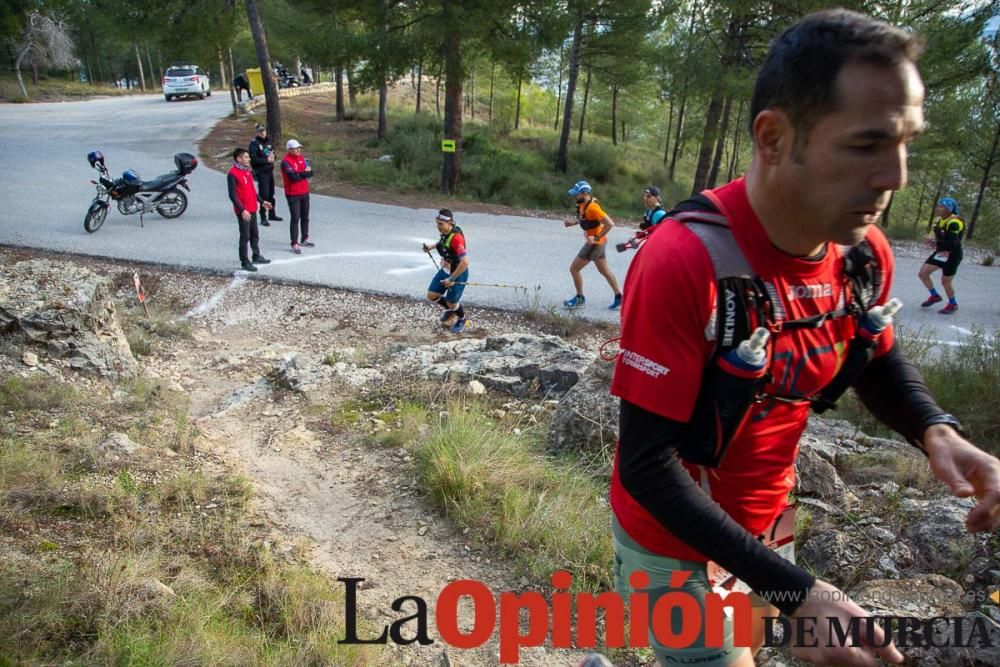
[452,280,530,290]
[425,248,440,271]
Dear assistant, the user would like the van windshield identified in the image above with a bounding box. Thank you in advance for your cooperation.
[167,68,196,77]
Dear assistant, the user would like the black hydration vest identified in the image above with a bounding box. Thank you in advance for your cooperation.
[436,225,465,268]
[665,194,884,466]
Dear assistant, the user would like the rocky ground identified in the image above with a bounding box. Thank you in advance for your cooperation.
[3,245,999,667]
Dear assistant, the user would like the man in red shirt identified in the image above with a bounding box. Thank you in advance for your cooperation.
[227,148,271,272]
[611,10,1000,667]
[280,139,314,254]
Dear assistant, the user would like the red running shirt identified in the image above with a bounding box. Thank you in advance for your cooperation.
[609,177,896,562]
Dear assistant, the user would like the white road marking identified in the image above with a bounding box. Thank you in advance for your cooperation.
[387,265,435,276]
[266,250,425,266]
[180,274,248,320]
[950,325,973,336]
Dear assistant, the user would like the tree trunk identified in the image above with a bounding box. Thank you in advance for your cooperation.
[555,11,584,173]
[145,44,156,87]
[577,63,592,145]
[227,46,240,118]
[554,46,563,130]
[727,100,744,181]
[415,56,423,113]
[928,177,945,232]
[663,97,674,165]
[707,94,733,189]
[669,93,687,180]
[14,50,28,98]
[441,10,463,195]
[488,60,495,124]
[377,83,388,141]
[514,73,522,130]
[621,120,626,143]
[347,63,357,105]
[134,43,146,91]
[435,63,442,117]
[470,67,476,120]
[30,57,39,85]
[217,46,228,89]
[335,66,345,120]
[969,120,1000,239]
[156,47,163,82]
[294,55,302,84]
[611,85,619,146]
[691,85,725,195]
[245,0,281,143]
[86,59,94,86]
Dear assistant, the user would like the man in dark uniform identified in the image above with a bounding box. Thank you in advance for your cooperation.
[248,123,282,226]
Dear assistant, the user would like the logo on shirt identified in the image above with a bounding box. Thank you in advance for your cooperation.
[620,349,670,378]
[722,288,737,347]
[786,283,833,301]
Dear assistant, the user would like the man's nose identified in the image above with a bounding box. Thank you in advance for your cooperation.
[872,145,907,192]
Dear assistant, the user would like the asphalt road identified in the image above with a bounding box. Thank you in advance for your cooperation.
[1,92,997,346]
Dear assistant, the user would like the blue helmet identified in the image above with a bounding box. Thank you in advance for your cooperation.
[87,150,104,168]
[122,170,142,187]
[938,197,959,215]
[568,180,592,196]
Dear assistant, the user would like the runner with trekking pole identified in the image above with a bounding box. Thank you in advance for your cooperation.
[422,208,470,334]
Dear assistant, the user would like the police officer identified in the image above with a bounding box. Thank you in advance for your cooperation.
[248,124,281,226]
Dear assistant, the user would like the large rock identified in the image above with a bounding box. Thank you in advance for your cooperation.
[387,334,595,396]
[545,358,617,456]
[901,497,982,575]
[795,443,858,506]
[0,259,136,378]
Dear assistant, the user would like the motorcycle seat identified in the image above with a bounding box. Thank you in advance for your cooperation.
[141,171,180,192]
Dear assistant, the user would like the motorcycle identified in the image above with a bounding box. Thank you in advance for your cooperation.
[83,150,198,233]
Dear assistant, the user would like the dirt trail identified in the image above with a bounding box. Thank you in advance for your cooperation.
[138,276,604,667]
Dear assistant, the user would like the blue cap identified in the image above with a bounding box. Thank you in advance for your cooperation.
[938,197,959,215]
[568,180,592,196]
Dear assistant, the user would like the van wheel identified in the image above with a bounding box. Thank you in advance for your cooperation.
[164,94,172,101]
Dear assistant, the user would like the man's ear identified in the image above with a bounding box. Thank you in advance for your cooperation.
[752,110,792,165]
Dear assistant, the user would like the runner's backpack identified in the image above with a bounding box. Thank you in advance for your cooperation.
[663,192,886,467]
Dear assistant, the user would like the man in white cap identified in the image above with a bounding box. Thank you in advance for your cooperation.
[280,139,314,254]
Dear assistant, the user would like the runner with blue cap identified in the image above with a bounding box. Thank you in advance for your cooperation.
[918,197,965,314]
[562,180,622,310]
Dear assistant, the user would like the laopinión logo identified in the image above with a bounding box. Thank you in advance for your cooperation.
[337,573,996,664]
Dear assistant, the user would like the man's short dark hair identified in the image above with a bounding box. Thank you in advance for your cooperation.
[750,9,923,142]
[233,148,248,160]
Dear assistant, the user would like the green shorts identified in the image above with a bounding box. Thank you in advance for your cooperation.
[612,518,763,666]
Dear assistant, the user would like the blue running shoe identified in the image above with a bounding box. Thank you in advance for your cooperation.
[450,318,467,334]
[563,295,586,309]
[608,294,622,310]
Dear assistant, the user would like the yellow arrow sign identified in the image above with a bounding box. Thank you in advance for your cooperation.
[992,589,1000,605]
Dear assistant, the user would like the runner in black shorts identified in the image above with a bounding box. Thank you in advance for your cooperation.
[918,197,964,314]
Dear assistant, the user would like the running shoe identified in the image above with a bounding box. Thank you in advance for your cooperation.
[439,309,457,323]
[563,295,586,309]
[300,237,316,248]
[608,294,622,310]
[450,318,467,334]
[291,243,302,254]
[920,294,942,308]
[939,303,958,315]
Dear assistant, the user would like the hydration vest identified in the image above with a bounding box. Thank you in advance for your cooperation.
[640,205,666,230]
[577,198,603,231]
[436,225,465,268]
[666,192,884,466]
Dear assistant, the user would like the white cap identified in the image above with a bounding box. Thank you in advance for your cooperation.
[286,139,302,149]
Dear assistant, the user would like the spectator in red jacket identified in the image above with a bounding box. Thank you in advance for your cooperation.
[227,148,271,272]
[280,139,314,254]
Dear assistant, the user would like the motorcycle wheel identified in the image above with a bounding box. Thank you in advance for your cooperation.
[84,203,108,233]
[156,189,188,218]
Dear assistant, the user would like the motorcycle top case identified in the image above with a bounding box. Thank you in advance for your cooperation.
[174,153,199,175]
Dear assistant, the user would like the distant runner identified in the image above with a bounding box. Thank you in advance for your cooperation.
[918,196,964,314]
[423,209,469,334]
[562,180,622,310]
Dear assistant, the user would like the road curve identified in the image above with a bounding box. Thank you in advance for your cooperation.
[0,93,997,344]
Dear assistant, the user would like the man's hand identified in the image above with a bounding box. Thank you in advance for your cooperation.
[441,277,453,288]
[422,243,432,253]
[789,580,904,666]
[924,426,1000,531]
[262,202,272,211]
[241,210,251,222]
[267,154,275,163]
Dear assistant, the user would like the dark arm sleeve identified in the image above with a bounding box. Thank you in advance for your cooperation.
[227,173,242,210]
[248,143,269,170]
[852,341,949,449]
[281,160,307,182]
[618,399,816,615]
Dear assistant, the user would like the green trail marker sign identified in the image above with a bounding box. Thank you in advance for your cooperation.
[441,139,456,153]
